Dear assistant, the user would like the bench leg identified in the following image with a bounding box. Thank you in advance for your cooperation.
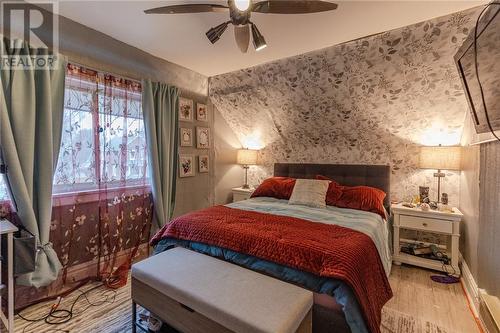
[132,301,137,333]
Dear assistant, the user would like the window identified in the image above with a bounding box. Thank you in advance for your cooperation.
[0,176,10,202]
[53,64,149,194]
[0,154,11,202]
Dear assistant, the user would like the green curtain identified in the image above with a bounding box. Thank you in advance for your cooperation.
[0,37,67,287]
[142,80,179,230]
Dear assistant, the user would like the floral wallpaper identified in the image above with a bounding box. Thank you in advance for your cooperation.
[210,8,482,205]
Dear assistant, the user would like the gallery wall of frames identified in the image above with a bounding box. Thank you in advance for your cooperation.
[173,93,215,217]
[178,97,211,177]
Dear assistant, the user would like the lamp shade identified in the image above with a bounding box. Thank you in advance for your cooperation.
[237,149,258,165]
[419,146,462,170]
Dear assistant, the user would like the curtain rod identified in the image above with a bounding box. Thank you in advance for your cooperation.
[68,60,142,84]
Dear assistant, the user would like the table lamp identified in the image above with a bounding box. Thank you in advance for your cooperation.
[237,148,258,189]
[419,145,462,202]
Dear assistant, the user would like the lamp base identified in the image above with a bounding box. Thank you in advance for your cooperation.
[434,170,445,203]
[241,165,250,190]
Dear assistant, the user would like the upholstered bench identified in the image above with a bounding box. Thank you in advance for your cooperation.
[131,247,313,333]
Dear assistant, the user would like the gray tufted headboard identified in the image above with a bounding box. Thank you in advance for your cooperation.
[273,163,391,210]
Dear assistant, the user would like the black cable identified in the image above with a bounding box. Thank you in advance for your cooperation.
[17,282,117,333]
[473,1,500,142]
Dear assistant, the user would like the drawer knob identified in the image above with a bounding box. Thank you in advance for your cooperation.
[422,223,428,227]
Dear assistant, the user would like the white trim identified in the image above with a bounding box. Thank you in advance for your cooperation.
[468,130,500,146]
[479,289,500,332]
[460,255,500,332]
[460,254,480,318]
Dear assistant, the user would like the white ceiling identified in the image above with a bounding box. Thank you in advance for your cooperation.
[57,0,485,77]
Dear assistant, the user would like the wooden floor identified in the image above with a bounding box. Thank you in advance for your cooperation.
[13,265,480,333]
[384,265,480,333]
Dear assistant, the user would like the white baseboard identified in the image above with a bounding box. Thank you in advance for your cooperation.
[460,255,500,333]
[479,290,500,333]
[460,255,480,317]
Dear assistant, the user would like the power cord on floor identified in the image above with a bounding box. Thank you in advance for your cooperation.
[16,282,117,333]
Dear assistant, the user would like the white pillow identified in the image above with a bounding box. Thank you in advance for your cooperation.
[288,179,330,208]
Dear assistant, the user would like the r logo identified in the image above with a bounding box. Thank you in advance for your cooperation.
[1,1,57,51]
[0,1,58,69]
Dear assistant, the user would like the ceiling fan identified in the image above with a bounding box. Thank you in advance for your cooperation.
[144,0,338,53]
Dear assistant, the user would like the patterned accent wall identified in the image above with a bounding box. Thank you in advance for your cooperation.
[210,8,481,205]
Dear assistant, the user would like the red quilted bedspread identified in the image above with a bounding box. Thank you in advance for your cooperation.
[151,205,392,333]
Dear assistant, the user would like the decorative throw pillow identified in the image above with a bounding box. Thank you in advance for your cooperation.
[315,175,386,218]
[288,179,330,208]
[251,177,296,200]
[336,185,387,219]
[315,175,343,205]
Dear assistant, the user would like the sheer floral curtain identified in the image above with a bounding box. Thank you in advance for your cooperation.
[0,167,14,219]
[51,64,152,288]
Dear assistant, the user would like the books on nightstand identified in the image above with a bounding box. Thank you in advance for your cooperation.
[400,242,450,264]
[400,242,430,255]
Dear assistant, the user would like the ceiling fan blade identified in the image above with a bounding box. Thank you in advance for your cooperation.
[234,24,250,53]
[252,0,337,14]
[144,4,229,14]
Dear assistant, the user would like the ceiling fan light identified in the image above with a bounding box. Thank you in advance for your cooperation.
[234,0,251,11]
[255,43,267,51]
[251,23,267,51]
[206,21,229,44]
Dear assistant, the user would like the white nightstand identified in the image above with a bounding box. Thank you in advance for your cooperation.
[232,187,254,202]
[392,203,463,276]
[1,220,18,333]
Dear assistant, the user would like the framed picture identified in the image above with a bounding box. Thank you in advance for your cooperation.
[179,154,194,178]
[196,127,211,149]
[197,103,208,122]
[199,155,209,173]
[180,128,193,147]
[179,97,193,122]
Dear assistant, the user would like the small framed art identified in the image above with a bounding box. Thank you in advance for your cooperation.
[180,128,193,147]
[196,127,211,149]
[179,154,194,178]
[199,155,209,173]
[197,103,208,122]
[179,97,193,122]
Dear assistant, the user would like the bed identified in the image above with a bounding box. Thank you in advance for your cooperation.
[151,163,393,333]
